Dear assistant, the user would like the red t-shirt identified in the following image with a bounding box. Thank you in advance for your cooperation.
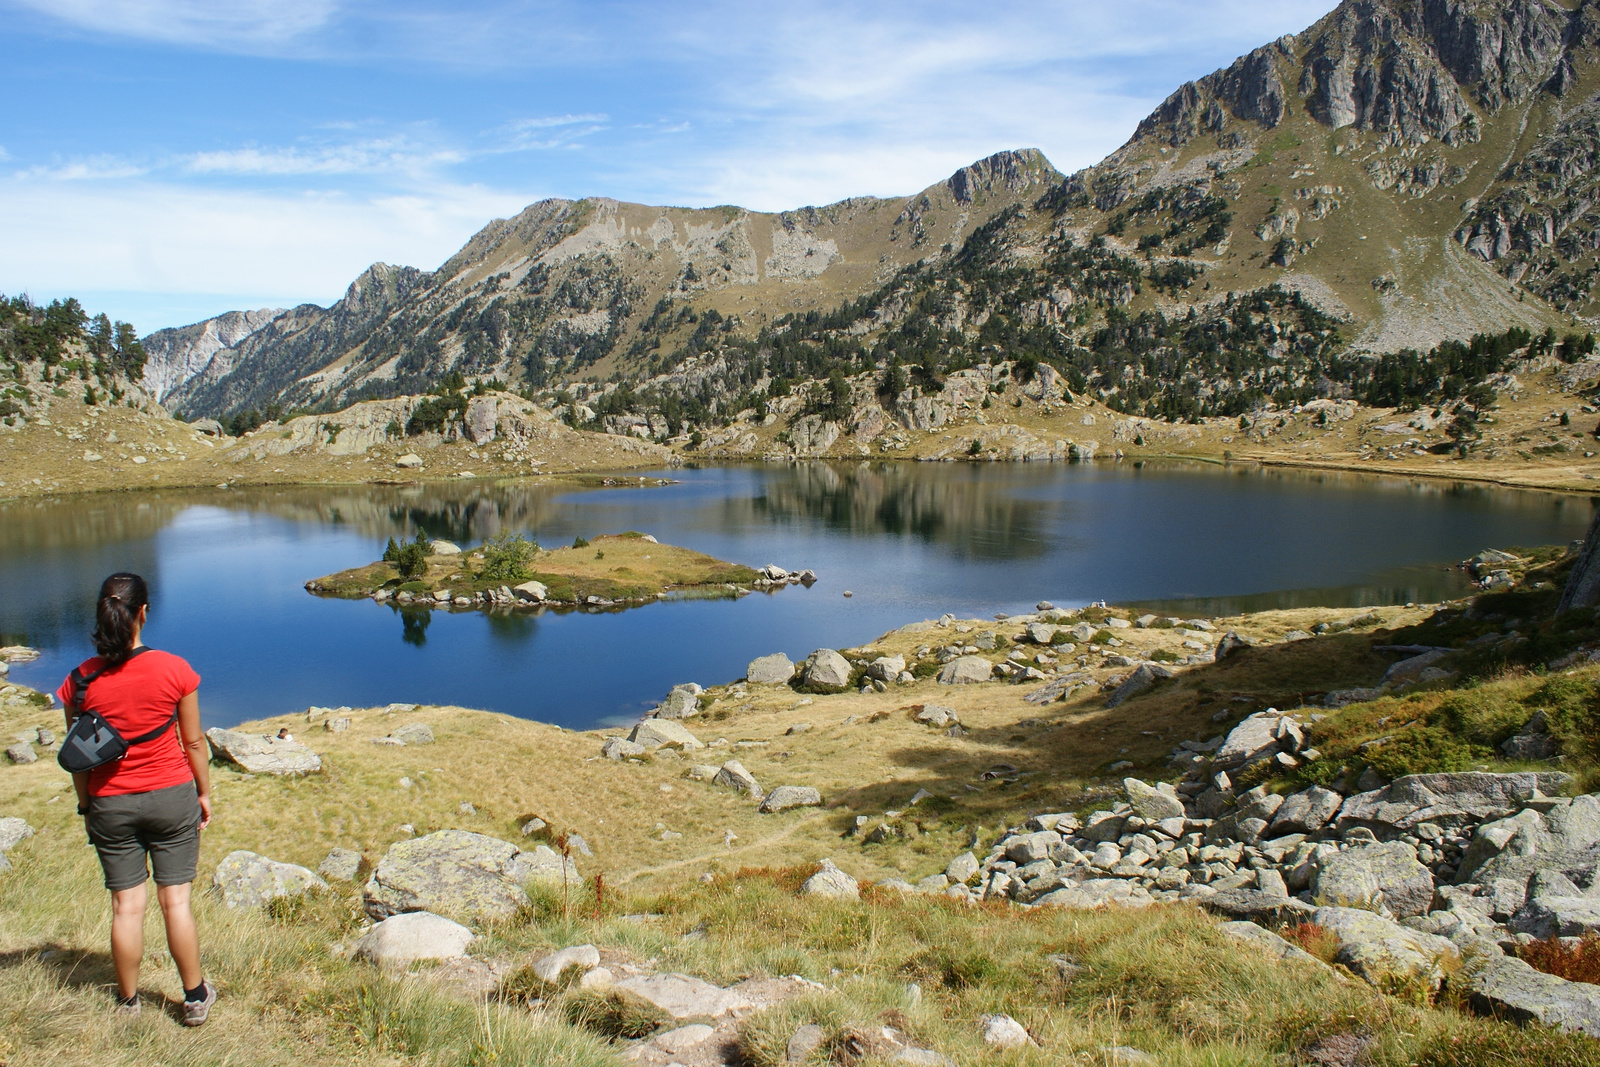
[56,649,200,797]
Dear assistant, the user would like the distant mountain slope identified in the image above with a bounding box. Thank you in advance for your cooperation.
[156,0,1600,427]
[161,150,1059,418]
[142,308,285,403]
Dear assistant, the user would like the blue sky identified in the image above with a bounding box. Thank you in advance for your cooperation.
[0,0,1333,334]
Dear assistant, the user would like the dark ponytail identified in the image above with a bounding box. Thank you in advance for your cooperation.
[93,573,149,667]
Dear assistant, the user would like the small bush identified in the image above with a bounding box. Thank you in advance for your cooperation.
[393,532,432,579]
[572,535,590,549]
[478,532,538,582]
[1280,922,1339,964]
[1518,935,1600,985]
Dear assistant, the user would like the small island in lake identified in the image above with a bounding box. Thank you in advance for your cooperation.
[305,531,813,611]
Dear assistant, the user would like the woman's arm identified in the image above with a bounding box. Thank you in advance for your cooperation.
[176,691,212,828]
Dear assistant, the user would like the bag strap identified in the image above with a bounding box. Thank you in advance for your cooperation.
[70,646,178,747]
[68,645,154,711]
[125,706,182,746]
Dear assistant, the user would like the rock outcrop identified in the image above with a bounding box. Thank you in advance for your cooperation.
[363,830,580,919]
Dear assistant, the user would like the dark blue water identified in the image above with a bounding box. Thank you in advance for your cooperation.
[1,461,1591,729]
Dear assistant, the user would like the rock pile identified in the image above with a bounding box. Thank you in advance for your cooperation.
[913,706,1600,1032]
[752,565,817,588]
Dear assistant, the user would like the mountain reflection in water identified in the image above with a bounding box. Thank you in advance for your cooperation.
[0,461,1590,729]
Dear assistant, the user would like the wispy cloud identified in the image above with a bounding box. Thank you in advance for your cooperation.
[14,156,150,181]
[8,0,338,49]
[186,138,463,177]
[506,113,607,131]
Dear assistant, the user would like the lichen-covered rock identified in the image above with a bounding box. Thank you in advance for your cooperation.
[760,786,822,813]
[712,760,762,797]
[602,737,647,760]
[937,656,993,685]
[629,719,704,751]
[1463,951,1600,1036]
[205,728,322,775]
[0,817,34,853]
[1123,778,1184,821]
[213,850,327,908]
[1105,663,1171,708]
[318,847,365,882]
[746,653,795,685]
[800,649,853,690]
[800,858,859,899]
[1268,786,1342,835]
[1335,771,1571,836]
[1311,842,1434,917]
[1312,906,1457,988]
[363,829,580,920]
[390,723,435,745]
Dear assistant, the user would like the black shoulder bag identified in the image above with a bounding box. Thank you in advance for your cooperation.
[57,648,179,774]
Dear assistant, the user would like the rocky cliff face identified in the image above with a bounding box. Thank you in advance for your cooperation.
[141,307,285,403]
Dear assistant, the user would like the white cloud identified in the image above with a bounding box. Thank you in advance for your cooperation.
[0,175,535,330]
[8,0,338,49]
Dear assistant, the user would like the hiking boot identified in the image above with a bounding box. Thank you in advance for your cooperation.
[181,981,216,1027]
[114,995,139,1017]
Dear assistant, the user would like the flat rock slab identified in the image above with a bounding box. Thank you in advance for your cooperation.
[363,829,580,920]
[213,849,327,909]
[1035,878,1154,910]
[1218,920,1325,966]
[1312,842,1434,918]
[760,786,822,813]
[613,973,756,1020]
[1465,951,1600,1036]
[355,911,475,967]
[319,847,365,882]
[206,728,323,775]
[1312,905,1457,987]
[0,817,35,853]
[630,719,704,751]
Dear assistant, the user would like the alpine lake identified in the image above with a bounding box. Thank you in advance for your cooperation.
[0,460,1591,730]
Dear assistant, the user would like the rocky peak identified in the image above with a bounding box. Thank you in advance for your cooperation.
[1135,0,1594,150]
[341,263,426,318]
[945,148,1058,204]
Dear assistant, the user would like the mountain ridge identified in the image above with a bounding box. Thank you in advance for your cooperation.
[148,0,1600,431]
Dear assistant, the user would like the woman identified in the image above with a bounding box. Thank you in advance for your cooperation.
[58,573,216,1024]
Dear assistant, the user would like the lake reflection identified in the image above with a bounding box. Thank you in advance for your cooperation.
[0,461,1591,729]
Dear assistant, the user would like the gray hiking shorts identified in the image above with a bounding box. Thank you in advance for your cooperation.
[85,780,201,891]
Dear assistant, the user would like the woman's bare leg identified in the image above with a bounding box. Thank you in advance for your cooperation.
[109,884,147,999]
[156,883,202,990]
